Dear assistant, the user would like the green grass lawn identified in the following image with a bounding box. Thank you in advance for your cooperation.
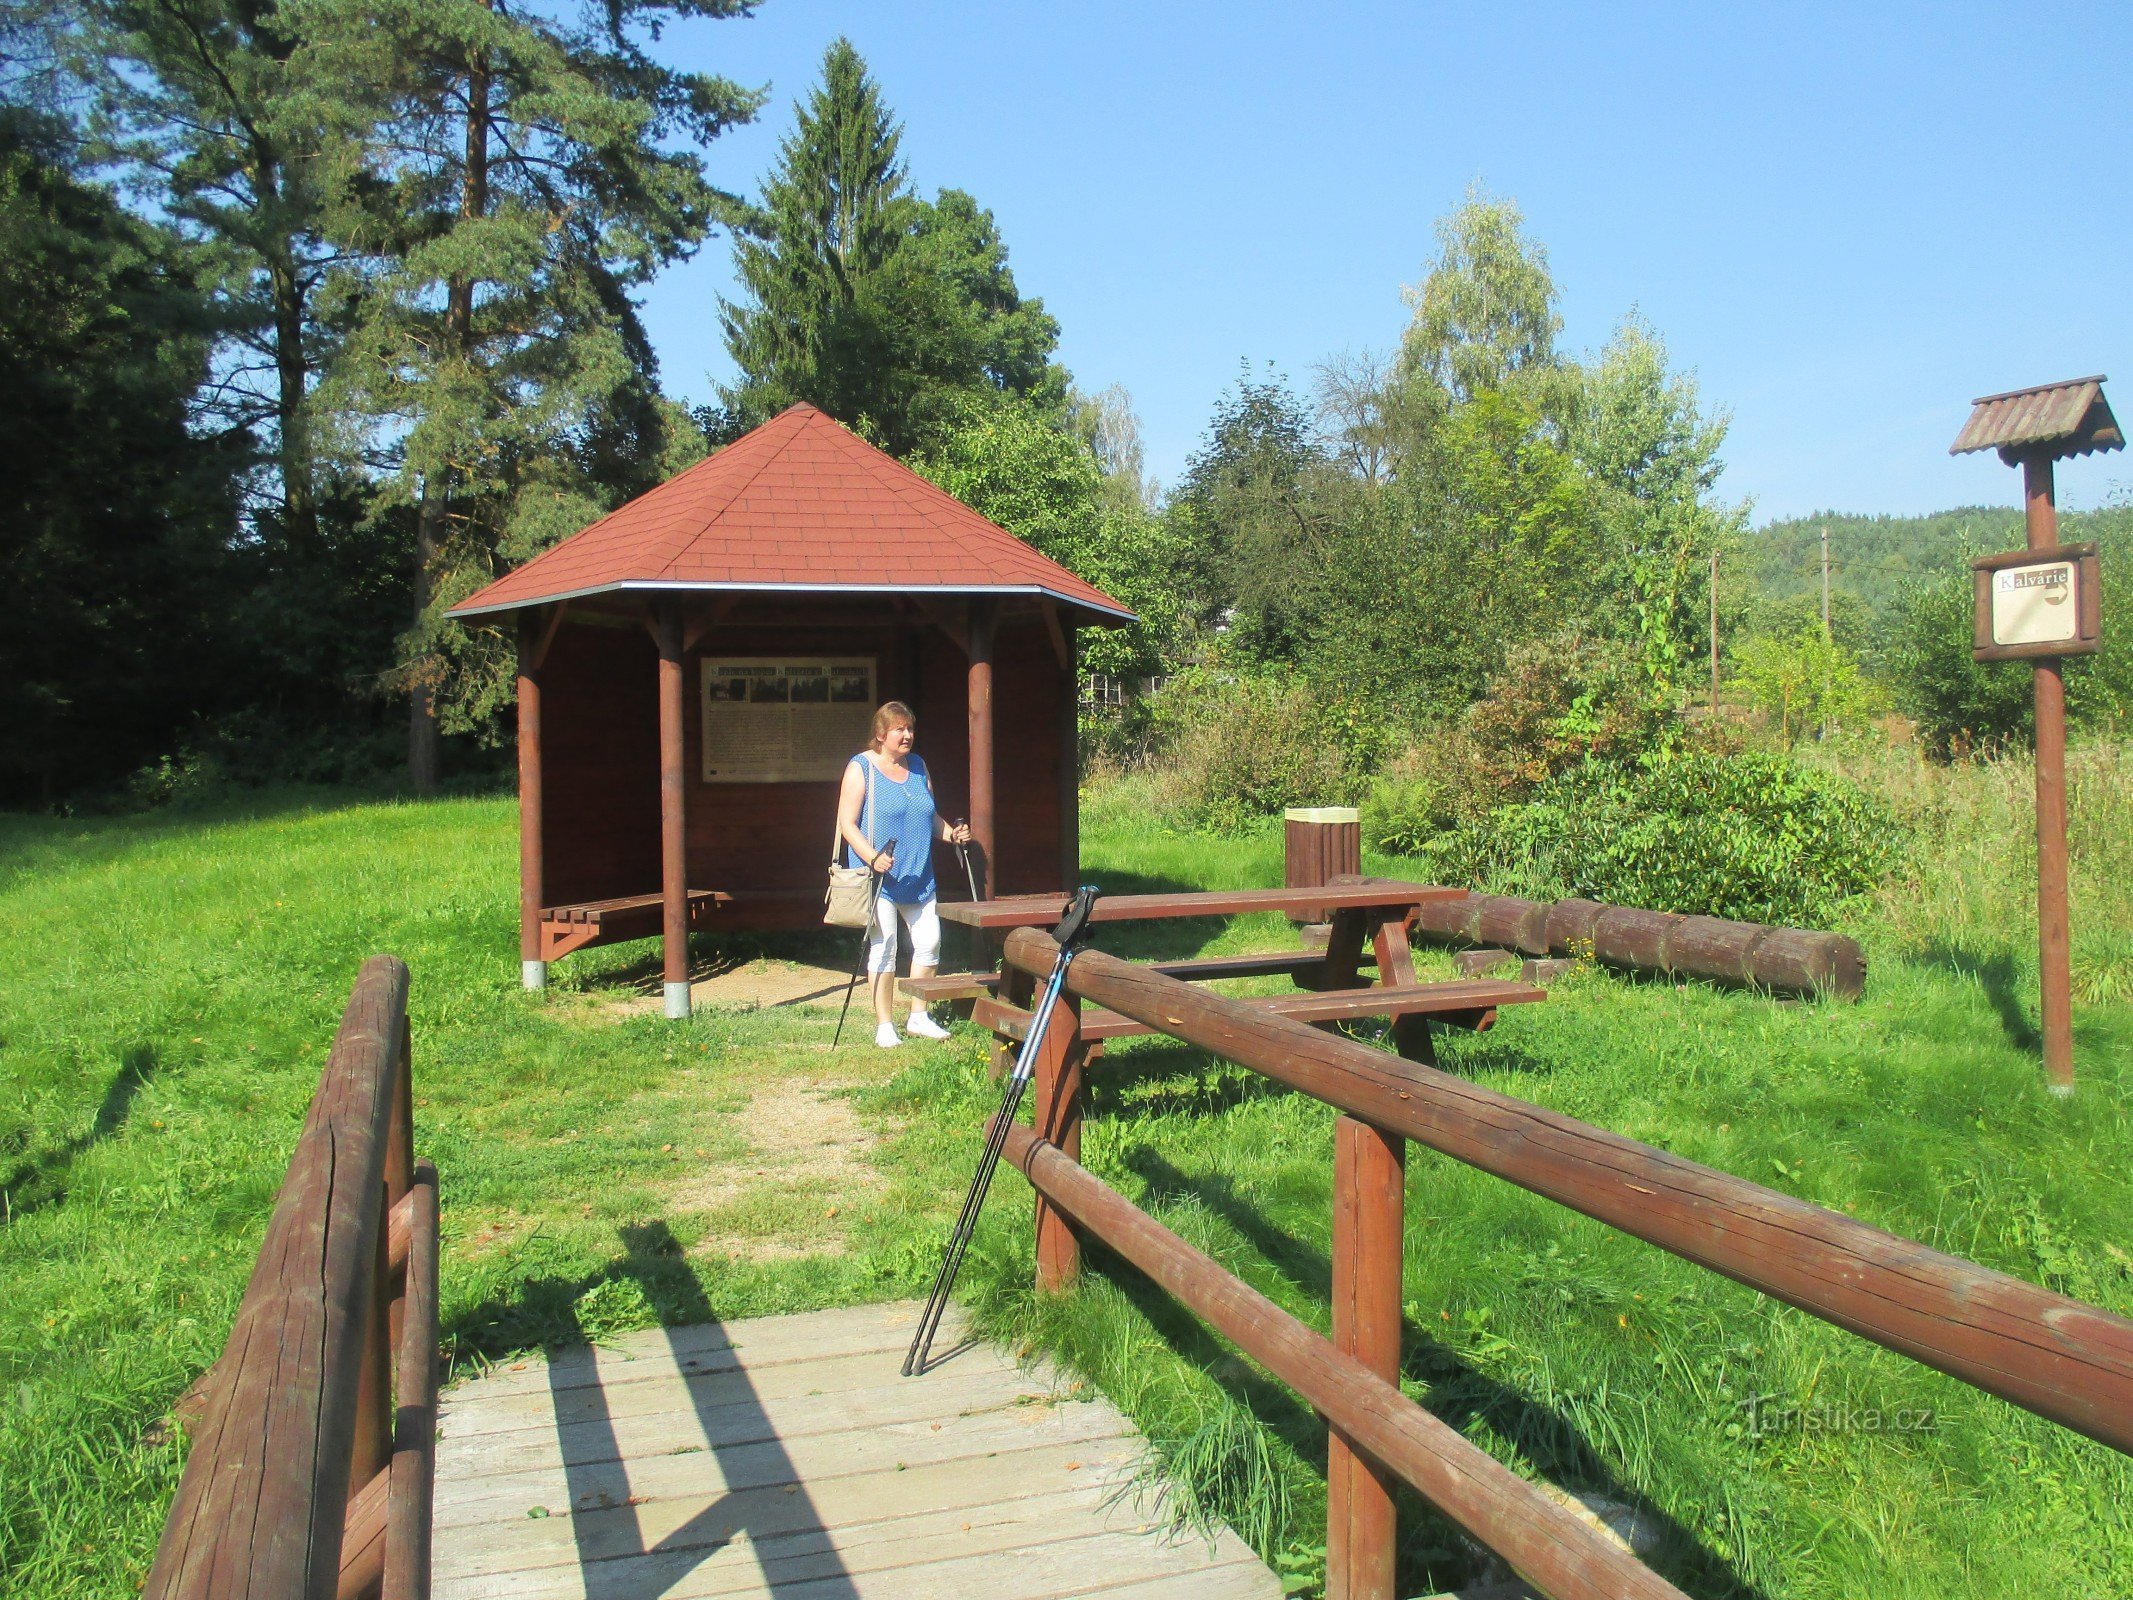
[3,775,2131,1598]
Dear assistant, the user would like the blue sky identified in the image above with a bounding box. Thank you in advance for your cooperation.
[637,1,2131,523]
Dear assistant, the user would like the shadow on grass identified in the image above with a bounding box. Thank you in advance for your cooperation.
[447,1221,860,1599]
[1088,1038,1298,1122]
[1912,943,2040,1053]
[1113,1149,1768,1600]
[1,1045,157,1223]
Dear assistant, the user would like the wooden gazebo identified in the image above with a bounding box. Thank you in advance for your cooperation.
[448,405,1132,1018]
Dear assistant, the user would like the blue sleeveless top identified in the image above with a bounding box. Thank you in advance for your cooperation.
[848,752,939,906]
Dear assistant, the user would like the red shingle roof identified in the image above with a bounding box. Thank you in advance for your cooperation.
[1950,375,2122,464]
[448,404,1133,622]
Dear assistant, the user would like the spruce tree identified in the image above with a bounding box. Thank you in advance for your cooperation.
[721,39,1065,456]
[302,0,761,784]
[721,37,912,426]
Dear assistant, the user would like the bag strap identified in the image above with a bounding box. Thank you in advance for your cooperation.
[832,754,874,868]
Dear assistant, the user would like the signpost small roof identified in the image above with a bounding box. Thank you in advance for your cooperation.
[1949,375,2123,465]
[450,403,1134,622]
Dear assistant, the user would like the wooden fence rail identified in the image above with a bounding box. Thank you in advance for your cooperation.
[1001,927,2133,1600]
[143,955,437,1600]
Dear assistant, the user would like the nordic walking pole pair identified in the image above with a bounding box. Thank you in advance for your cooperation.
[904,884,1101,1378]
[830,837,896,1050]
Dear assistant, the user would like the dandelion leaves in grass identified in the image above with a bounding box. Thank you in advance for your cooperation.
[303,0,763,738]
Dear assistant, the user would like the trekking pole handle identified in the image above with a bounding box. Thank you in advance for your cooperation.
[1050,885,1101,949]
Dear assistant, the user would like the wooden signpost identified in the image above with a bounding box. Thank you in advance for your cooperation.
[1950,377,2122,1092]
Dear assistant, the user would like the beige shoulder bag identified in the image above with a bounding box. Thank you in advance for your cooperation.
[823,756,878,928]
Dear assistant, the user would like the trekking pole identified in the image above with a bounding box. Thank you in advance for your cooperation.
[830,838,896,1050]
[904,885,1100,1377]
[954,818,980,904]
[952,818,981,968]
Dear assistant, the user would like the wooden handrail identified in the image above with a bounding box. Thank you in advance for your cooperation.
[144,956,437,1600]
[1004,927,2133,1457]
[1002,1123,1689,1600]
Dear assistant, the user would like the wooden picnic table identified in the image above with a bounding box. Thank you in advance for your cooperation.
[934,881,1466,929]
[921,879,1543,1069]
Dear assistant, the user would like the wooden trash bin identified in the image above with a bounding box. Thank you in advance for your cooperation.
[1284,806,1362,925]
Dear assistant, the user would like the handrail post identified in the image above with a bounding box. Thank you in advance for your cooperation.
[386,1159,440,1600]
[386,1013,414,1354]
[1033,989,1084,1293]
[1327,1114,1405,1600]
[351,1012,409,1521]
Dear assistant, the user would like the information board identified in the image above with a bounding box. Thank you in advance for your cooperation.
[700,658,875,783]
[1971,543,2101,662]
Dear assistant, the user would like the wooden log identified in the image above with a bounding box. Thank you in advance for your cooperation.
[1474,896,1550,957]
[1544,898,1605,960]
[999,1124,1689,1600]
[1410,892,1481,944]
[1658,915,1764,985]
[1747,926,1867,1001]
[145,957,410,1600]
[1327,1116,1404,1600]
[1001,929,2133,1456]
[1593,906,1675,972]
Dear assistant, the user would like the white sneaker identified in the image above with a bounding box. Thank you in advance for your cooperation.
[874,1021,901,1049]
[905,1011,951,1041]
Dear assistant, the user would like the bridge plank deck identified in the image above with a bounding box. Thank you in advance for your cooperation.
[431,1302,1280,1600]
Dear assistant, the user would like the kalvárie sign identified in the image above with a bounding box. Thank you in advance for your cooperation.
[1970,542,2101,662]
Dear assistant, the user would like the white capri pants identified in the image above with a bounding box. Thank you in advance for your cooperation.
[866,895,942,976]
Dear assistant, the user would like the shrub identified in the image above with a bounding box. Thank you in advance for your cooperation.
[1439,752,1900,925]
[1359,741,1471,854]
[1730,628,1881,743]
[1884,570,2033,759]
[1144,673,1362,832]
[1461,631,1673,802]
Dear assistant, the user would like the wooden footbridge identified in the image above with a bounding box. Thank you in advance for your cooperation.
[142,882,2133,1600]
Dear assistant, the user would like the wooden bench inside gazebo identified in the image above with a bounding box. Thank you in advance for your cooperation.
[448,404,1133,1018]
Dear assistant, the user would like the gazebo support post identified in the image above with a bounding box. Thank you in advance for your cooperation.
[1057,615,1079,891]
[968,600,996,899]
[654,601,691,1020]
[518,612,547,990]
[2023,454,2074,1092]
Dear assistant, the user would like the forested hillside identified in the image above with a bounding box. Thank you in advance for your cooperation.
[1745,505,2131,619]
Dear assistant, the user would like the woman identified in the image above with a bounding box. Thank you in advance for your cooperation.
[836,701,973,1048]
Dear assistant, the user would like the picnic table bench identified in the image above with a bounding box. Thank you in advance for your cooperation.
[538,888,730,961]
[975,977,1537,1044]
[916,878,1545,1068]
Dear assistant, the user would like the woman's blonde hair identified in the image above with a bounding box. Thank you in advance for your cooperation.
[870,701,916,748]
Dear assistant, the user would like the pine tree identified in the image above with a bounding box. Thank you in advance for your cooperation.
[62,0,338,551]
[303,0,762,785]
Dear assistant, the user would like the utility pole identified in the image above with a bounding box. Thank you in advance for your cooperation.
[1820,524,1832,642]
[1709,551,1720,716]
